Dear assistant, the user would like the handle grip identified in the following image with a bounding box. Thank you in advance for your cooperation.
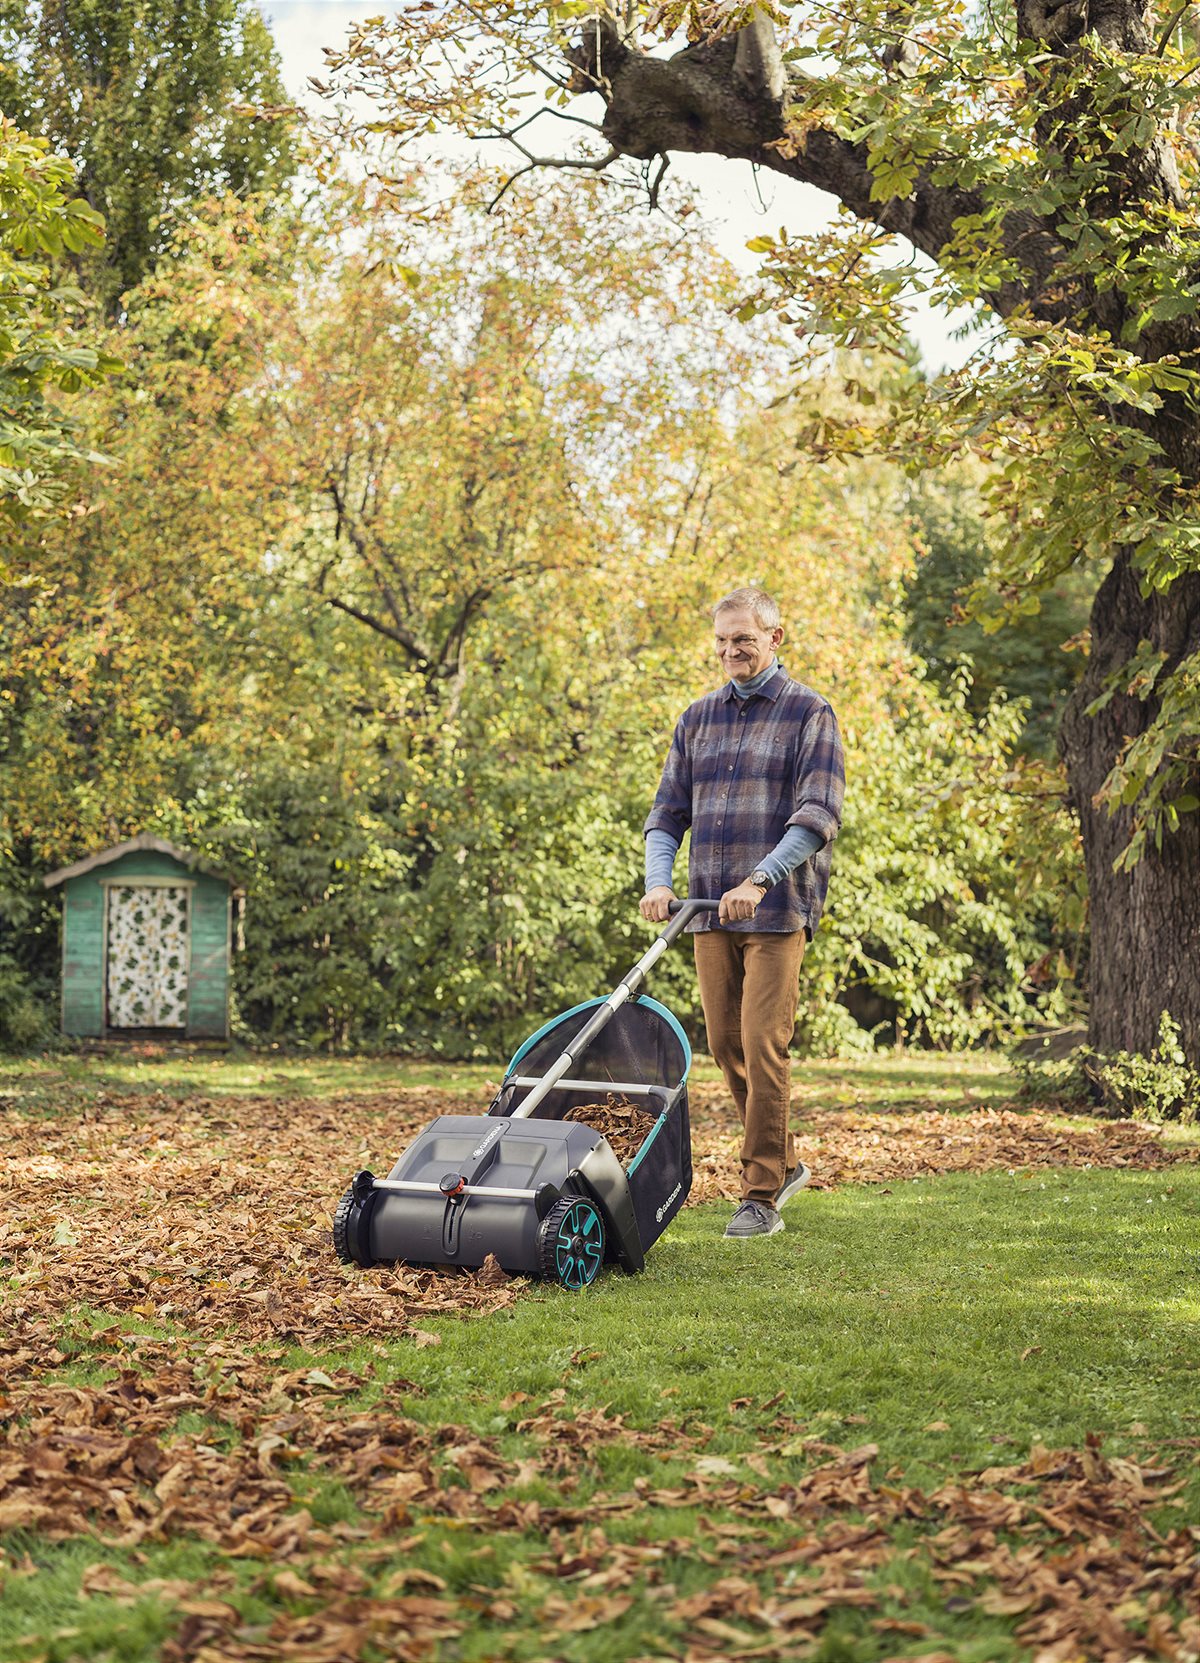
[659,897,721,946]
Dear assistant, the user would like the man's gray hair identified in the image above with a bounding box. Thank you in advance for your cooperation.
[713,586,781,631]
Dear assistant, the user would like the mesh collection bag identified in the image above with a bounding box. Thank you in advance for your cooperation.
[494,996,693,1253]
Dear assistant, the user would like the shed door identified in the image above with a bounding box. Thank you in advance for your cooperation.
[106,886,189,1029]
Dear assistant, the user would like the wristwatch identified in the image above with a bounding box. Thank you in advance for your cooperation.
[748,869,774,892]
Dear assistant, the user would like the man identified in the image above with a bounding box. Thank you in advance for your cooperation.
[640,587,845,1239]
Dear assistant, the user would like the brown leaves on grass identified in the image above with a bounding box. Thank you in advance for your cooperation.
[1,1321,1196,1663]
[595,1431,1200,1663]
[0,1336,519,1554]
[0,1087,523,1346]
[688,1083,1196,1200]
[1,1081,1190,1352]
[1,1078,1197,1660]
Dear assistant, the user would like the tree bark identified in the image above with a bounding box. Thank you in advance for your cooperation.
[569,7,1200,1058]
[1060,547,1200,1058]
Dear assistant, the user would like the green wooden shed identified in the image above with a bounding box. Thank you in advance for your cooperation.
[43,836,239,1039]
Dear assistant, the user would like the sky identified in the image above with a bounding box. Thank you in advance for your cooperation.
[257,1,975,371]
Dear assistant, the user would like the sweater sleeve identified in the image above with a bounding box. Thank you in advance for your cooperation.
[644,828,681,893]
[753,823,824,886]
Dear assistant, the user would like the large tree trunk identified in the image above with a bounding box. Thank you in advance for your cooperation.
[1060,549,1200,1057]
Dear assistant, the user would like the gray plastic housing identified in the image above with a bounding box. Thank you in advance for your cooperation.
[367,1114,644,1276]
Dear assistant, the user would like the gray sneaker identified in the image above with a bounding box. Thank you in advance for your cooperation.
[775,1162,812,1209]
[724,1200,784,1239]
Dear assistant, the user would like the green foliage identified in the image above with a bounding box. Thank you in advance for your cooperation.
[900,474,1092,757]
[0,844,59,1051]
[804,666,1082,1053]
[0,118,117,525]
[1017,1011,1200,1123]
[0,0,296,314]
[0,952,54,1050]
[203,763,401,1051]
[0,168,1081,1056]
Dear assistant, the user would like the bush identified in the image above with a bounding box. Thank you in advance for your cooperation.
[1015,1011,1200,1124]
[0,953,54,1051]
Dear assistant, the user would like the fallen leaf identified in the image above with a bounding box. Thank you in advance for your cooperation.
[477,1253,510,1288]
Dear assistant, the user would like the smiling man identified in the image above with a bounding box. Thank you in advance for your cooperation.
[640,587,845,1239]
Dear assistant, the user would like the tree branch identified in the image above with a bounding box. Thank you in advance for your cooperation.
[565,12,1131,336]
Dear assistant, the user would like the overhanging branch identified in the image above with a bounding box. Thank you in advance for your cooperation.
[565,12,1122,334]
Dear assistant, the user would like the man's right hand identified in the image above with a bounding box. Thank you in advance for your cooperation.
[640,886,676,923]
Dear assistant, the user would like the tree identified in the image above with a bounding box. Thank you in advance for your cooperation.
[0,0,295,315]
[0,115,118,1041]
[0,118,116,526]
[0,162,1070,1055]
[901,471,1092,756]
[328,0,1200,1060]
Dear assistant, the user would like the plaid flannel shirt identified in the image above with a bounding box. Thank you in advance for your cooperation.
[644,668,844,935]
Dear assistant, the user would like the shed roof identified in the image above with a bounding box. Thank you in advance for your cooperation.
[43,835,238,890]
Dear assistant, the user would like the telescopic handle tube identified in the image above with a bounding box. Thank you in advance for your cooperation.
[508,899,720,1121]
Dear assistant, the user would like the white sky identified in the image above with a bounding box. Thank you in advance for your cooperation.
[258,1,976,371]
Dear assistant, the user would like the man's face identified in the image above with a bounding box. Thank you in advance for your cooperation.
[713,606,783,682]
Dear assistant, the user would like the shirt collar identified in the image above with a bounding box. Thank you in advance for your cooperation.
[721,660,786,702]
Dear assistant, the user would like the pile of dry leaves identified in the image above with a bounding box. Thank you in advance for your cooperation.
[564,1097,660,1167]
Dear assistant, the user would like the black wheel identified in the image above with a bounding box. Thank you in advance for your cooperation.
[536,1196,605,1290]
[332,1187,372,1267]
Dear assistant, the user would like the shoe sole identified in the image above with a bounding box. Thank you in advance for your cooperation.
[724,1218,785,1239]
[775,1162,812,1209]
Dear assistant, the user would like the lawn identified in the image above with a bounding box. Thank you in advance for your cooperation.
[0,1050,1196,1663]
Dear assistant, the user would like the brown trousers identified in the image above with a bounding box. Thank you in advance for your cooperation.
[693,929,806,1205]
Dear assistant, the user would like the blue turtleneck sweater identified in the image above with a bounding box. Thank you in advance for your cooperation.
[644,659,825,896]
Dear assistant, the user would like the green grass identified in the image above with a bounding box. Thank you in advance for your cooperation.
[0,1042,1026,1109]
[2,1053,1197,1662]
[0,1046,500,1102]
[307,1164,1200,1473]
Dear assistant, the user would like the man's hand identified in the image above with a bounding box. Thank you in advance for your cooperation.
[640,885,676,923]
[719,880,766,924]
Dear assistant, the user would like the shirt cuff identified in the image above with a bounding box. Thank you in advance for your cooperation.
[643,805,690,840]
[786,805,840,845]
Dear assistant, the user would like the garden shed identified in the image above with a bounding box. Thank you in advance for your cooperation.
[43,836,239,1039]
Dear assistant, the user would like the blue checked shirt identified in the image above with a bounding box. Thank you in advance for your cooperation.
[644,666,845,934]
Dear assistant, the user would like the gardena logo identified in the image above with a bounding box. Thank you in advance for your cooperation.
[655,1181,682,1223]
[471,1123,506,1160]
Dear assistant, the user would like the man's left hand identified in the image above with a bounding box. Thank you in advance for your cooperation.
[719,880,765,924]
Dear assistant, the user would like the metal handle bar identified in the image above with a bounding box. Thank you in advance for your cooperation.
[667,898,720,918]
[509,899,721,1122]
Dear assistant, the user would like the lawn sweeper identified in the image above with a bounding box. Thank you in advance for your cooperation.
[331,899,719,1289]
